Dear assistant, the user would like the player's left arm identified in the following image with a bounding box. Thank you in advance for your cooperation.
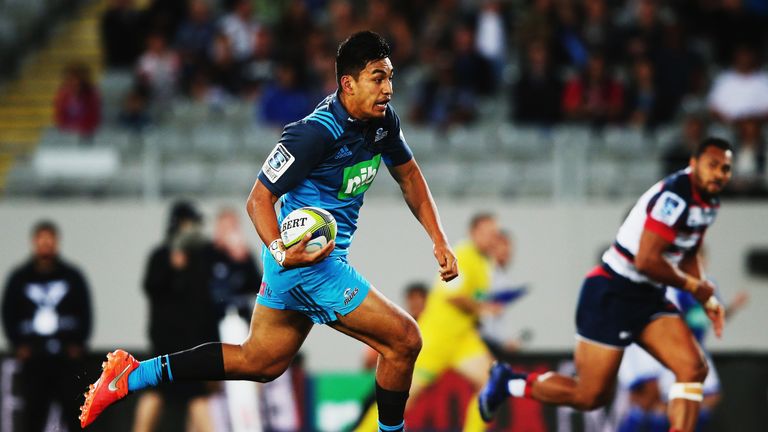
[388,159,457,282]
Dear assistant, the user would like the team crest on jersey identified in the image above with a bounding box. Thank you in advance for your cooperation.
[651,191,686,226]
[262,144,295,183]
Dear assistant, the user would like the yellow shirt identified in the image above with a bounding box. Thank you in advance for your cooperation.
[417,240,492,339]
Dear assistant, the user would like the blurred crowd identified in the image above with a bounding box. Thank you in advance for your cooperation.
[48,0,768,195]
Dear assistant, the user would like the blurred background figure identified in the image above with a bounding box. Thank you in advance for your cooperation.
[661,112,707,175]
[357,214,504,432]
[134,201,218,432]
[480,230,530,357]
[2,220,92,431]
[512,39,562,127]
[136,33,180,108]
[561,52,624,128]
[727,118,768,197]
[54,62,101,139]
[707,45,768,124]
[208,207,261,324]
[100,0,145,70]
[258,60,314,128]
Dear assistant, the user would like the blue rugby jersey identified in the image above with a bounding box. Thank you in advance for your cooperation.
[258,92,413,256]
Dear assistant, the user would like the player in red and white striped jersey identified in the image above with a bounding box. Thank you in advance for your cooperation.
[479,137,733,432]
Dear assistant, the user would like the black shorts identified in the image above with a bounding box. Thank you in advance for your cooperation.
[575,265,679,348]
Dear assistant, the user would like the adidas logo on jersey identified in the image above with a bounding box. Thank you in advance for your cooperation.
[334,145,353,159]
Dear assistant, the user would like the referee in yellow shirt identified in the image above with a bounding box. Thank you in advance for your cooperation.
[357,213,503,431]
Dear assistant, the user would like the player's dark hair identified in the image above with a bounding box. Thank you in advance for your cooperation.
[31,220,58,237]
[694,137,733,158]
[469,213,495,231]
[404,282,428,298]
[336,31,391,87]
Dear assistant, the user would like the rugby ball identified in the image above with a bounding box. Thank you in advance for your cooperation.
[280,207,337,253]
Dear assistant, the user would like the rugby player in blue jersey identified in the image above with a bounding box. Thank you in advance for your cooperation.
[80,31,458,431]
[478,138,733,432]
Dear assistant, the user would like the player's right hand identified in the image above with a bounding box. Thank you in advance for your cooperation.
[691,279,716,305]
[434,241,458,282]
[283,233,335,268]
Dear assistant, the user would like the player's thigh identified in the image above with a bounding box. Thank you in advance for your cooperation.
[240,303,314,367]
[574,338,625,399]
[637,315,706,381]
[455,352,494,390]
[328,286,420,356]
[453,333,493,389]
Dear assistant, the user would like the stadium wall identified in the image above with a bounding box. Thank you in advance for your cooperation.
[0,198,766,372]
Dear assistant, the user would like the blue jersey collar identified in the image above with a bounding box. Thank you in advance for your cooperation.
[331,91,363,126]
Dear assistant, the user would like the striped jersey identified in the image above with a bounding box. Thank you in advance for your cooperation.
[257,92,413,256]
[602,168,720,286]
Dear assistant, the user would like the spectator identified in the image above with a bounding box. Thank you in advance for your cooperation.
[117,87,152,131]
[274,0,317,64]
[54,62,101,138]
[617,0,666,63]
[2,220,92,432]
[474,0,507,81]
[660,113,707,175]
[623,57,659,129]
[707,0,765,66]
[175,0,217,93]
[364,0,415,68]
[208,33,243,96]
[101,0,145,69]
[729,119,768,196]
[259,60,314,127]
[208,207,261,322]
[516,0,559,60]
[137,33,181,105]
[561,52,624,127]
[134,201,219,432]
[707,45,768,124]
[452,24,496,96]
[512,39,562,126]
[578,0,620,60]
[219,0,260,63]
[652,23,705,123]
[327,0,365,46]
[410,48,478,128]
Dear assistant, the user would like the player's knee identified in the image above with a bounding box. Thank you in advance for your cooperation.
[394,321,422,363]
[575,389,612,411]
[675,357,708,383]
[238,347,290,382]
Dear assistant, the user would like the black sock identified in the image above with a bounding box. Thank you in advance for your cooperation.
[166,342,225,381]
[376,381,408,431]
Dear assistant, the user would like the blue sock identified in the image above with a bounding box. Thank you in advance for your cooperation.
[378,420,404,432]
[127,355,173,392]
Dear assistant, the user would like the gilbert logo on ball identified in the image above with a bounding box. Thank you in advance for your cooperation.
[280,207,337,253]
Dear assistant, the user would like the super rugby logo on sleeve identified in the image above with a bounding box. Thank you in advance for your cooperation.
[262,144,295,183]
[651,191,686,226]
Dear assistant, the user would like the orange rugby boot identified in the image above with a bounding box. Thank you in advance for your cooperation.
[79,349,139,428]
